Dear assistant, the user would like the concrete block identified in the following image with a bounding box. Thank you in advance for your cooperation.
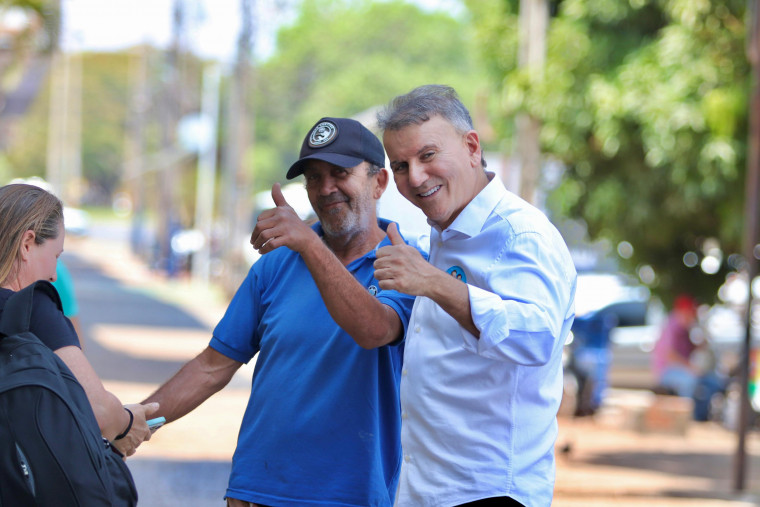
[634,395,694,435]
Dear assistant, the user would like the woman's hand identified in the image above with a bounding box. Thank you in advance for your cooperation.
[111,402,160,457]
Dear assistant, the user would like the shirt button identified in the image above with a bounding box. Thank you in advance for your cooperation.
[401,411,408,420]
[414,326,421,333]
[402,369,407,376]
[404,454,411,463]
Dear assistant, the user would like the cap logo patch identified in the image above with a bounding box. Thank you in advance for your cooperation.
[308,121,338,148]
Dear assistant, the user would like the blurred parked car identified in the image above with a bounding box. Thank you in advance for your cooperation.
[562,272,655,415]
[7,177,91,237]
[63,206,91,236]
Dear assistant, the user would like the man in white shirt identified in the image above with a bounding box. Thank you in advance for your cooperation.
[372,84,577,507]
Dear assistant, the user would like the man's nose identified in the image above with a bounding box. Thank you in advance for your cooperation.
[407,161,427,188]
[317,175,339,195]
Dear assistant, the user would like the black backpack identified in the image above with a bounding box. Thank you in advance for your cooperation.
[0,281,138,506]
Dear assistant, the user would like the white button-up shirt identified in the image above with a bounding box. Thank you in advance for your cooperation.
[395,175,576,507]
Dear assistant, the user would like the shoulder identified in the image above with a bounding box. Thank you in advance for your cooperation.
[482,196,575,278]
[0,284,61,315]
[0,284,78,351]
[488,194,568,253]
[248,243,306,288]
[491,192,548,234]
[24,283,64,318]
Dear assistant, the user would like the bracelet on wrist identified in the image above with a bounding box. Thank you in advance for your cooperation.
[114,407,133,440]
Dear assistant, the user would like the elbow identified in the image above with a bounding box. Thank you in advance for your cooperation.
[354,334,385,350]
[353,328,398,350]
[357,340,376,350]
[349,306,403,350]
[206,371,233,392]
[493,329,555,366]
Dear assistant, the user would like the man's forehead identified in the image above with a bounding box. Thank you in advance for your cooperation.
[386,117,460,148]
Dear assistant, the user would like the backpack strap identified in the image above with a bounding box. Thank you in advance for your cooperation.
[0,281,63,337]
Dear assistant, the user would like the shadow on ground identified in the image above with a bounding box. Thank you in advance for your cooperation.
[64,251,211,384]
[130,458,232,507]
[585,448,760,500]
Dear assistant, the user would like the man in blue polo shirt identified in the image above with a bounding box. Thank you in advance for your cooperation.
[144,117,420,506]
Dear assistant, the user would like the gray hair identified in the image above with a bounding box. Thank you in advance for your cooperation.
[376,84,474,134]
[377,84,486,168]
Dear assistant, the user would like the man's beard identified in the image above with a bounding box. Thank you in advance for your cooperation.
[319,202,360,238]
[317,192,370,239]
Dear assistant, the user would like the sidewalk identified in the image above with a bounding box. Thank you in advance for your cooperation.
[553,391,760,506]
[66,234,760,506]
[66,234,251,462]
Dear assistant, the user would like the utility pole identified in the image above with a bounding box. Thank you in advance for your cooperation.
[45,0,65,197]
[221,0,254,291]
[45,50,65,193]
[192,63,221,285]
[124,46,149,257]
[516,0,548,205]
[62,50,82,206]
[735,0,760,491]
[157,0,185,276]
[45,0,82,204]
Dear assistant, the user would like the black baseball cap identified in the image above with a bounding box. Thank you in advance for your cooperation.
[286,117,386,179]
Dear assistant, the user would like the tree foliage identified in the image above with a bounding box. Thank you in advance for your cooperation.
[3,52,133,196]
[251,0,486,192]
[468,0,749,305]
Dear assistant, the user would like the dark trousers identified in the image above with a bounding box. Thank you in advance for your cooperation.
[457,497,525,507]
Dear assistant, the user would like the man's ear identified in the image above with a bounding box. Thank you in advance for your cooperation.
[464,130,482,168]
[19,230,36,261]
[373,168,389,200]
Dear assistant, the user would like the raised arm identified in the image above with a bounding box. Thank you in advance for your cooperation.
[250,184,402,349]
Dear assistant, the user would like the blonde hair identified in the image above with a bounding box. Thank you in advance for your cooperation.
[0,184,63,286]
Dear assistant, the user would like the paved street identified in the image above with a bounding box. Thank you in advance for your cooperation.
[63,233,251,506]
[63,230,760,507]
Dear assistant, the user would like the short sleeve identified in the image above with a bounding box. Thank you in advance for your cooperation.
[29,290,81,351]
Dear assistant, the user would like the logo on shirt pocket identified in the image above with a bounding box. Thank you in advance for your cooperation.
[446,266,467,283]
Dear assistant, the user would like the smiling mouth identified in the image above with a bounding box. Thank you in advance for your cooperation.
[319,195,348,208]
[418,186,440,198]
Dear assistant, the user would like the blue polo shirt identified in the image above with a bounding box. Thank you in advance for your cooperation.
[210,219,418,507]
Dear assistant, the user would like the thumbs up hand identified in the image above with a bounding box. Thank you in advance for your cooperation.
[385,221,405,246]
[250,183,319,255]
[374,223,430,296]
[270,182,289,207]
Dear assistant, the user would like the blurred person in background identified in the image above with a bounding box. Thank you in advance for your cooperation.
[652,294,725,420]
[53,259,84,342]
[0,183,158,456]
[652,294,701,397]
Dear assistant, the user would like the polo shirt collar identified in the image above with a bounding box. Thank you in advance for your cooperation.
[433,172,505,239]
